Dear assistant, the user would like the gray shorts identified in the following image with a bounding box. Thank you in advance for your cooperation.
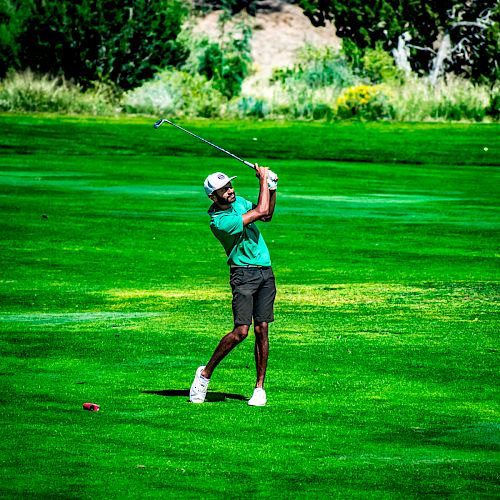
[229,267,276,326]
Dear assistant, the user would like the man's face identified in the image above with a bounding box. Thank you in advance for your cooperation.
[212,182,235,206]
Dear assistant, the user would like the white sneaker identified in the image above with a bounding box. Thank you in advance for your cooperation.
[190,366,209,403]
[248,388,267,406]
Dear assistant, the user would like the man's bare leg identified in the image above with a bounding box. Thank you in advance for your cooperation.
[253,322,269,389]
[202,324,250,379]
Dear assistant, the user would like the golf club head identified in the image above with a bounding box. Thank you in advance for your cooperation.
[153,119,166,129]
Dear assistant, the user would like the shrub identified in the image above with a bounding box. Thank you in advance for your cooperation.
[341,38,364,75]
[122,69,226,118]
[271,45,357,90]
[362,44,404,83]
[486,89,500,120]
[267,79,337,120]
[0,70,113,114]
[230,96,269,118]
[256,45,355,120]
[182,18,252,99]
[311,102,333,120]
[1,0,188,90]
[432,98,486,122]
[336,84,394,120]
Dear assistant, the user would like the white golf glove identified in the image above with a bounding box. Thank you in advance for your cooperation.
[268,170,278,190]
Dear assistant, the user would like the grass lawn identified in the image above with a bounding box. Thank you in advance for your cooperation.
[0,114,499,498]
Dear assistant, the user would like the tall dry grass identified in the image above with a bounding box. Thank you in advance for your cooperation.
[0,70,114,114]
[387,75,491,122]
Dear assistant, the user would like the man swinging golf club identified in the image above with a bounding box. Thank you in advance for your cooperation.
[190,165,278,406]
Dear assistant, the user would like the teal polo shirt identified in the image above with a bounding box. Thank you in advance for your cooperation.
[208,196,271,267]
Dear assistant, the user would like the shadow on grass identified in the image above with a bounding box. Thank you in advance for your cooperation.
[142,390,248,403]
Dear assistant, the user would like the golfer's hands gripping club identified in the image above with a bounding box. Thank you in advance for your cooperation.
[255,164,269,183]
[267,172,278,191]
[255,164,278,191]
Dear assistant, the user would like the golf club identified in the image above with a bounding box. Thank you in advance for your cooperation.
[154,118,277,181]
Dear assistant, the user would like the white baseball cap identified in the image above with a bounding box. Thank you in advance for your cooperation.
[204,172,237,195]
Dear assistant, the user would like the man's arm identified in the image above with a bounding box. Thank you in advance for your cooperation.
[242,165,270,227]
[260,189,276,222]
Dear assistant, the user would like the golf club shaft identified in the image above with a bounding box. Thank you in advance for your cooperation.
[154,118,255,170]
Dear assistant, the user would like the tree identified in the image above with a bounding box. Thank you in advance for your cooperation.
[297,0,500,83]
[0,0,33,74]
[0,0,189,90]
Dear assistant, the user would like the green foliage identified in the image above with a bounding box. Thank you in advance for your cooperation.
[119,64,492,122]
[0,70,113,114]
[299,0,447,75]
[0,69,494,123]
[340,38,364,74]
[183,18,252,99]
[0,0,32,74]
[230,96,269,118]
[122,68,226,118]
[310,102,333,120]
[431,98,486,122]
[298,0,500,83]
[271,45,357,89]
[471,5,500,84]
[0,0,189,90]
[362,43,403,83]
[284,94,334,120]
[486,90,500,120]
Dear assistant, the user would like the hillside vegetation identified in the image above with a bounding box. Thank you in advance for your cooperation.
[0,0,499,121]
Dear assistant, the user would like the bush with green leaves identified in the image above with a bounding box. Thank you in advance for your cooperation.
[286,89,335,120]
[361,44,404,84]
[0,70,113,114]
[253,45,355,120]
[431,97,486,122]
[486,89,500,120]
[122,69,226,118]
[0,0,188,90]
[271,45,357,90]
[182,17,252,99]
[229,96,269,119]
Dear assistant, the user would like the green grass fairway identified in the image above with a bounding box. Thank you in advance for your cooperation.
[1,115,499,498]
